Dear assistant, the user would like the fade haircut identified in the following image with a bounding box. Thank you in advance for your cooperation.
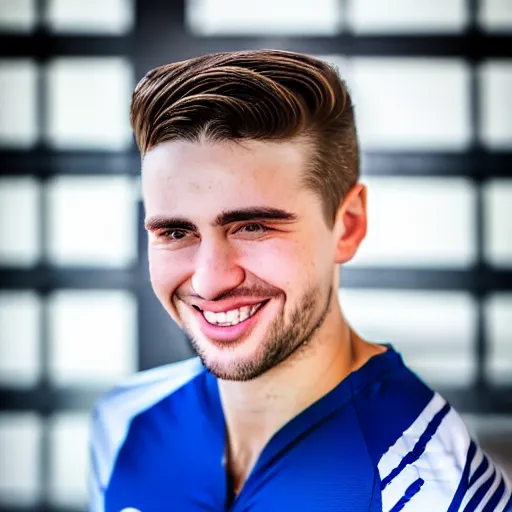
[130,49,359,227]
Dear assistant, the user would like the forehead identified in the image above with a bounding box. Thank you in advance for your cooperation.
[141,139,314,214]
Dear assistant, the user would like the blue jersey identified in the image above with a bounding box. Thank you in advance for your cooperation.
[89,347,512,512]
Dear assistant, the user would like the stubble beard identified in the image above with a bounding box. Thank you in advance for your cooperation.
[182,283,334,381]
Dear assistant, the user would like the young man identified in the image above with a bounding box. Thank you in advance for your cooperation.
[89,50,511,511]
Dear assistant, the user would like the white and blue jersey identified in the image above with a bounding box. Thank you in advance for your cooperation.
[89,347,512,511]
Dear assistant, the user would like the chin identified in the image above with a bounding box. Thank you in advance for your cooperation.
[192,336,274,381]
[204,358,270,382]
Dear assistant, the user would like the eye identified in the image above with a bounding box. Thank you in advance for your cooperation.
[238,223,268,233]
[161,230,188,240]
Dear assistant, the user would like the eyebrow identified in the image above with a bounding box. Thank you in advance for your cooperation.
[145,207,298,232]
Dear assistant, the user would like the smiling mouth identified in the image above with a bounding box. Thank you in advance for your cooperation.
[193,301,268,327]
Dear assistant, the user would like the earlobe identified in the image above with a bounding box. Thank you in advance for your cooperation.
[334,183,367,264]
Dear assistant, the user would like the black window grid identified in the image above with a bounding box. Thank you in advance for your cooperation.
[0,0,512,510]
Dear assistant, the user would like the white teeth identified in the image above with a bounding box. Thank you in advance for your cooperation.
[202,302,264,326]
[203,310,219,324]
[225,309,239,324]
[239,306,251,322]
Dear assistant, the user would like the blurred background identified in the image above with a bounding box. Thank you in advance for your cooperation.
[0,0,511,510]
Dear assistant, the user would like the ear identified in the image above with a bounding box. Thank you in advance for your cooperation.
[333,183,367,264]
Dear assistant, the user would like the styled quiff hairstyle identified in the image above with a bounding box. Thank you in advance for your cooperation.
[130,49,359,227]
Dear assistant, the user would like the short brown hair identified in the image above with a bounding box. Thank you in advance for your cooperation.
[130,49,359,226]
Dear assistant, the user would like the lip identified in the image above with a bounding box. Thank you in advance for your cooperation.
[191,300,269,343]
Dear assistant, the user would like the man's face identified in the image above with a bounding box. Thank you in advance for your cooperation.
[142,139,340,381]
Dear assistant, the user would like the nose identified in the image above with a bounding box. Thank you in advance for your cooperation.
[191,238,245,301]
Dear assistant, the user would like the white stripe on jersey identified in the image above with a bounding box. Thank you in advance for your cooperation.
[380,464,423,511]
[461,448,512,512]
[378,392,512,511]
[378,393,470,511]
[468,446,485,484]
[494,483,512,512]
[89,357,203,512]
[378,393,452,478]
[460,453,496,510]
[474,469,504,512]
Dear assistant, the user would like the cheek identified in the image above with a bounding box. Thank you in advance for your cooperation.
[148,249,188,301]
[282,236,329,287]
[243,240,314,289]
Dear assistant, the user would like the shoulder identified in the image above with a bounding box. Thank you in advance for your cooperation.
[351,350,512,511]
[350,348,437,465]
[376,391,511,511]
[94,356,204,419]
[89,357,204,495]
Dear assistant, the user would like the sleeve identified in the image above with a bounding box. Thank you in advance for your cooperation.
[88,405,107,512]
[447,440,512,512]
[377,393,512,512]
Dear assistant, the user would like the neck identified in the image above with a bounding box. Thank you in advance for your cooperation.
[218,296,357,492]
